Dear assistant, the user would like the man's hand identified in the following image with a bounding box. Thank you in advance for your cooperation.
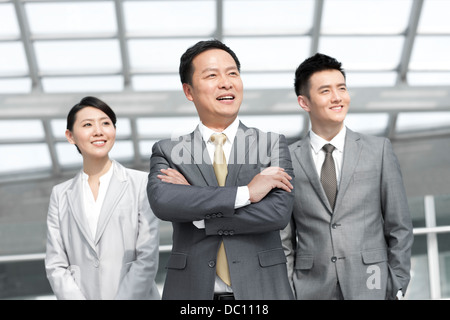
[157,168,190,185]
[247,167,293,203]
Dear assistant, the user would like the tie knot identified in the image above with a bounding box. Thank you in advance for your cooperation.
[322,143,335,154]
[211,133,227,146]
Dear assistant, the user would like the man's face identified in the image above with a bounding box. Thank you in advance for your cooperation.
[182,49,243,129]
[298,69,350,132]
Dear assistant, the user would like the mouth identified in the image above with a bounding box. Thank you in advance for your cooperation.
[330,105,344,111]
[217,94,235,101]
[92,140,107,146]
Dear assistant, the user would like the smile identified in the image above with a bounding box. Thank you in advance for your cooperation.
[217,95,234,101]
[92,140,107,146]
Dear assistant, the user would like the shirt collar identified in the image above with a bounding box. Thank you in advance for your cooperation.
[310,126,347,154]
[198,116,240,144]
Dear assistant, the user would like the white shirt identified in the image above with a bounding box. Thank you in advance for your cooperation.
[309,126,346,188]
[81,162,114,238]
[195,117,251,293]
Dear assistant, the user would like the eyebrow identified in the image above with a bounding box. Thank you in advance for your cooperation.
[200,66,239,74]
[80,116,110,123]
[317,83,347,90]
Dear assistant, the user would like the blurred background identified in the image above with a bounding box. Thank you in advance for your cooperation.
[0,0,449,300]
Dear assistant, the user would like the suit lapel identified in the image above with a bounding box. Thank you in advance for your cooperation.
[183,127,218,186]
[334,129,362,212]
[66,171,96,250]
[94,161,127,245]
[293,136,334,213]
[226,122,256,185]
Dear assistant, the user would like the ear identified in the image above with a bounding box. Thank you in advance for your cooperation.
[65,129,76,145]
[182,83,194,102]
[297,95,311,113]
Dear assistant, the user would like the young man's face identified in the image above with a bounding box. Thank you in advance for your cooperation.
[298,69,350,133]
[182,49,243,130]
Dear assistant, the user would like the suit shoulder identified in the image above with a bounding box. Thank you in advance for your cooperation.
[355,131,389,145]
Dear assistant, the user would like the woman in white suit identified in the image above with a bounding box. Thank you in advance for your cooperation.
[45,96,160,300]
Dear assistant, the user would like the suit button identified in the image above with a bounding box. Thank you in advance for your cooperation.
[223,230,229,236]
[208,261,216,268]
[331,256,337,263]
[331,223,339,229]
[218,230,223,235]
[217,212,223,218]
[205,214,211,219]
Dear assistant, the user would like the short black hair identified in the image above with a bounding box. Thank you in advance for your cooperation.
[179,39,241,85]
[294,53,346,98]
[66,96,116,154]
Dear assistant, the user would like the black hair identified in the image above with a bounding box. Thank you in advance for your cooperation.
[294,53,346,98]
[66,96,116,154]
[179,39,241,85]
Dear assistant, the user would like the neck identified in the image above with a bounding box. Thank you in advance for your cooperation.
[311,122,344,141]
[83,156,112,178]
[201,116,236,133]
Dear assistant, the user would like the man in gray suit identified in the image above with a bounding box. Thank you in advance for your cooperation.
[283,53,414,300]
[147,39,295,300]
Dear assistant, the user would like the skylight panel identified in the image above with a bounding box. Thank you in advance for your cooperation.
[417,0,450,34]
[41,76,124,93]
[128,39,201,72]
[0,144,51,173]
[25,1,117,36]
[344,113,389,135]
[322,0,412,35]
[0,78,31,94]
[0,3,20,38]
[34,40,121,74]
[409,36,450,71]
[408,72,450,86]
[396,112,450,133]
[241,72,295,90]
[0,42,28,76]
[319,36,404,71]
[345,72,397,87]
[223,37,310,72]
[132,75,180,91]
[0,120,44,140]
[124,0,215,36]
[223,0,314,35]
[137,116,199,138]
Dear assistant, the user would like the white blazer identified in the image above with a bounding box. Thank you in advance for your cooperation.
[45,160,160,300]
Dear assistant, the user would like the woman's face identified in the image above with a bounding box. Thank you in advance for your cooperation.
[65,106,116,160]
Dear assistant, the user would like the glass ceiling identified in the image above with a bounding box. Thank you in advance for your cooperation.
[0,0,450,180]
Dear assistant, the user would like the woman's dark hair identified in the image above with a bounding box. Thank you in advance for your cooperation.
[66,96,116,154]
[179,39,241,85]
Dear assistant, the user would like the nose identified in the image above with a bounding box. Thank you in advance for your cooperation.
[218,74,233,89]
[93,123,103,136]
[331,89,342,102]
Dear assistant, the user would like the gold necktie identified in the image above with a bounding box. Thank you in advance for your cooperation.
[210,133,231,286]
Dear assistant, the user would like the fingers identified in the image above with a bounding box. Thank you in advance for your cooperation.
[157,168,190,185]
[260,167,293,191]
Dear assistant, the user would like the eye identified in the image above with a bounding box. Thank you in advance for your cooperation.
[83,123,92,127]
[103,121,111,126]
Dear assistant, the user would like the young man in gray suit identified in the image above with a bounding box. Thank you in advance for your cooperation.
[283,53,414,300]
[147,39,295,300]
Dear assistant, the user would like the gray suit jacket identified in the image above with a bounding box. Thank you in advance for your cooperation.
[283,128,413,300]
[45,160,160,300]
[147,122,294,300]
